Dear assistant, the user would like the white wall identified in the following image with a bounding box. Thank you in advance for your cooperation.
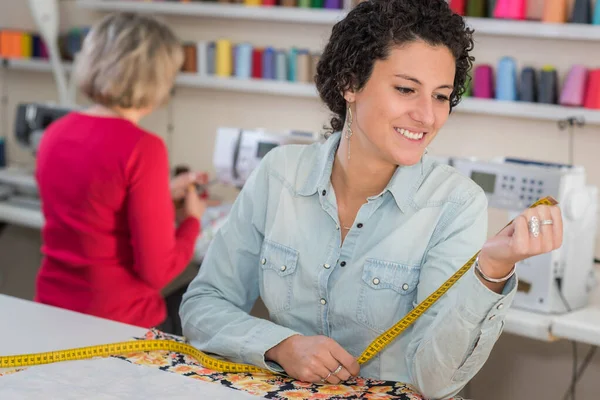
[1,1,599,399]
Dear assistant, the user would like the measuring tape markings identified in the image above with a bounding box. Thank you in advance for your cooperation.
[1,196,558,373]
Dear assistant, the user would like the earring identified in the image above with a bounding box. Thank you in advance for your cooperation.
[345,106,353,160]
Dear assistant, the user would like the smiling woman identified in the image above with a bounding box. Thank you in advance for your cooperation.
[179,0,564,399]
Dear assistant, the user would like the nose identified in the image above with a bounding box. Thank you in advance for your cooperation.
[408,94,435,128]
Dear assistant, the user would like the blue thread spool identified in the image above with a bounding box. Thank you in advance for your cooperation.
[519,67,537,102]
[571,0,592,23]
[593,0,600,24]
[235,42,252,79]
[496,56,518,101]
[275,50,287,81]
[0,137,5,168]
[288,48,298,82]
[262,47,275,79]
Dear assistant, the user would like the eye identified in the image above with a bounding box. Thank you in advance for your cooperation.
[395,87,415,95]
[434,94,450,103]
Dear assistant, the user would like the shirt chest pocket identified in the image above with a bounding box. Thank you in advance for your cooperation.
[357,258,421,334]
[259,240,299,315]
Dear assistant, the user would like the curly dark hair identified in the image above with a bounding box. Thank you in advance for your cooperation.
[315,0,475,133]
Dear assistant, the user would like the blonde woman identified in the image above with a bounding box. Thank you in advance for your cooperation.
[34,13,206,332]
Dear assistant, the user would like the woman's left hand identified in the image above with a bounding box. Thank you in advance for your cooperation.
[171,172,209,201]
[478,204,563,280]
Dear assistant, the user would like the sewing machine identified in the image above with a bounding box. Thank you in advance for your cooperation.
[213,127,316,188]
[448,156,598,314]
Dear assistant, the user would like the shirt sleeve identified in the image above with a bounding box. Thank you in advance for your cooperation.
[179,151,299,371]
[125,134,200,291]
[405,187,517,399]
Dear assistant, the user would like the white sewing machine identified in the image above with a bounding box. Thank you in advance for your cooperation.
[213,127,316,188]
[447,156,598,314]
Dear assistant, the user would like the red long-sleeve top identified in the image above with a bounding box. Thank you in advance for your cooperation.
[34,112,200,328]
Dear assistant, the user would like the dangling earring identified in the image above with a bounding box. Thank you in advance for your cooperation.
[345,105,353,160]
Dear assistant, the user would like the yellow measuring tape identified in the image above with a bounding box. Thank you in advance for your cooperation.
[0,196,558,374]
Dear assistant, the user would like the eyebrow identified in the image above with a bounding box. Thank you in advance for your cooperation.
[394,74,454,91]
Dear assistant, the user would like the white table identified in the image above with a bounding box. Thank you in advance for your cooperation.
[0,294,259,399]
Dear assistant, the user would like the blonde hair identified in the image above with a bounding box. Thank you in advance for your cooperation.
[75,12,184,109]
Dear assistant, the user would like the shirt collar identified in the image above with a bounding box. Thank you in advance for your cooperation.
[297,131,427,212]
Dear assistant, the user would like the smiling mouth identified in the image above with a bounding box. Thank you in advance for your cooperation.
[394,127,427,141]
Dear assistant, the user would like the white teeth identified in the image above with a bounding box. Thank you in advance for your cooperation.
[395,128,424,140]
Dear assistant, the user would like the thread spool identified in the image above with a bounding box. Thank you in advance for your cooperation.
[538,66,558,104]
[494,0,526,19]
[519,67,537,102]
[312,0,324,7]
[197,41,208,77]
[473,65,494,99]
[543,0,568,23]
[281,0,297,6]
[298,0,311,7]
[215,39,232,77]
[594,0,600,24]
[0,137,5,168]
[583,69,600,109]
[526,0,545,19]
[262,47,275,79]
[571,0,592,23]
[449,0,466,15]
[311,53,321,82]
[182,43,197,73]
[21,33,32,58]
[296,50,311,83]
[496,57,518,101]
[262,0,276,5]
[206,42,216,75]
[235,42,252,78]
[275,50,287,81]
[324,0,341,8]
[560,65,588,107]
[288,48,298,82]
[487,0,498,17]
[244,0,261,5]
[467,0,486,17]
[464,74,472,97]
[252,48,263,79]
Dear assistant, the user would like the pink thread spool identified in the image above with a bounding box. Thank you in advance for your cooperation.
[473,65,494,99]
[494,0,526,19]
[583,69,600,110]
[560,65,588,107]
[449,0,466,15]
[526,0,545,20]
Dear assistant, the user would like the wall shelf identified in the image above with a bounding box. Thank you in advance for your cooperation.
[76,0,347,25]
[76,0,600,41]
[3,58,599,125]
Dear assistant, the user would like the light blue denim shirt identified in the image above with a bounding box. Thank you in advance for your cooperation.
[180,132,517,399]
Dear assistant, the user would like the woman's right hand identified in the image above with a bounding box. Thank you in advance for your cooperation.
[265,335,360,384]
[183,184,206,220]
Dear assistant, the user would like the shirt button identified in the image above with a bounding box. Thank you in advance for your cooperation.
[357,223,363,228]
[323,264,330,269]
[373,278,380,285]
[280,265,287,272]
[489,315,496,321]
[322,190,327,196]
[340,261,347,267]
[402,283,409,291]
[261,258,266,265]
[336,225,340,230]
[497,303,504,310]
[320,298,327,305]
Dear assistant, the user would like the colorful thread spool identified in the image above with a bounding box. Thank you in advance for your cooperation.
[560,65,588,107]
[296,50,311,83]
[473,64,494,99]
[215,39,232,77]
[583,69,600,110]
[243,0,261,6]
[494,0,526,19]
[594,0,600,24]
[571,0,592,23]
[288,48,298,82]
[324,0,341,9]
[449,0,466,15]
[262,47,275,79]
[298,0,311,7]
[487,0,498,17]
[252,48,263,79]
[0,137,5,168]
[182,43,197,73]
[496,57,518,101]
[275,50,287,81]
[281,0,297,6]
[519,67,537,102]
[312,0,324,7]
[543,0,568,23]
[206,42,216,75]
[467,0,486,17]
[311,53,321,82]
[538,66,558,105]
[262,0,276,5]
[235,42,253,79]
[526,0,545,20]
